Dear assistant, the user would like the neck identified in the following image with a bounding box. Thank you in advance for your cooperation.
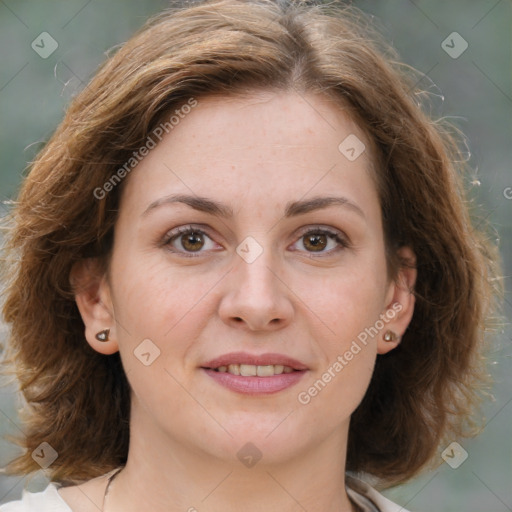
[107,408,356,512]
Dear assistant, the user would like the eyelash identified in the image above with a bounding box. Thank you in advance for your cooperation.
[162,224,350,258]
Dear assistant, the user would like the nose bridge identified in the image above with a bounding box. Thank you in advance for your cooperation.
[234,244,282,302]
[218,240,293,330]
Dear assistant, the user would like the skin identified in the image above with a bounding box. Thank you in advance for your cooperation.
[68,90,416,512]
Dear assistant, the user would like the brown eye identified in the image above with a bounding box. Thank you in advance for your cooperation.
[291,228,349,256]
[180,231,205,252]
[164,227,218,256]
[303,233,328,252]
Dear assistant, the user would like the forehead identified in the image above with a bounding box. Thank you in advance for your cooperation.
[119,90,380,219]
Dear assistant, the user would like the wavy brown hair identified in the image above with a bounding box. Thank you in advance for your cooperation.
[0,0,501,487]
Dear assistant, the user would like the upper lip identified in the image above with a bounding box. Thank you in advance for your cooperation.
[202,352,309,371]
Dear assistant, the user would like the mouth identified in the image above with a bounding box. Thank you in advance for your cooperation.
[201,352,308,373]
[201,352,308,395]
[209,364,298,377]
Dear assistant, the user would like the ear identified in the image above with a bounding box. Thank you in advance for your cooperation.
[70,259,119,355]
[377,246,417,355]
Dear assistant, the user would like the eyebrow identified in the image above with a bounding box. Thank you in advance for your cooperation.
[142,193,365,219]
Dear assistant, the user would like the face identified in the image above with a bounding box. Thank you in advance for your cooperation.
[80,90,413,468]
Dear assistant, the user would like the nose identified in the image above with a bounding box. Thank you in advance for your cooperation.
[218,251,294,332]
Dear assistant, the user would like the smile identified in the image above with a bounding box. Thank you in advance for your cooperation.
[212,364,297,376]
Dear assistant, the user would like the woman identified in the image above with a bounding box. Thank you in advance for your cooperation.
[0,0,500,510]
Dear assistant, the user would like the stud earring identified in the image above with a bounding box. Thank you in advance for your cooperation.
[383,330,399,342]
[95,329,110,342]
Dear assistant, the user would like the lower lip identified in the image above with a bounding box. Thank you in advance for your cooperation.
[202,368,306,395]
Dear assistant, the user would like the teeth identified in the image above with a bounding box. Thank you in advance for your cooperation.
[228,364,240,375]
[240,364,257,376]
[257,365,274,377]
[214,364,295,376]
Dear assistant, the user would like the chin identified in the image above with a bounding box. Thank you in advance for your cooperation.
[197,420,312,467]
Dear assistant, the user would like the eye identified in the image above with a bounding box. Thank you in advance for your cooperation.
[163,226,219,256]
[290,227,350,255]
[162,225,350,257]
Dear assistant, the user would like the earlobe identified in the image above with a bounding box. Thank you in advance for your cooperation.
[70,259,119,355]
[377,246,417,355]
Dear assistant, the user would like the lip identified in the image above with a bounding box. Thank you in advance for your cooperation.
[201,352,309,371]
[203,368,306,395]
[201,352,308,396]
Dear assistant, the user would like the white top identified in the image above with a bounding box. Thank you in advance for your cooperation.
[0,475,410,512]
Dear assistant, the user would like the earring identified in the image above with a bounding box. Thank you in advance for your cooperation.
[383,330,399,342]
[95,329,110,342]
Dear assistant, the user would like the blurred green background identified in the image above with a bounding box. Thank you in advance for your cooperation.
[0,1,510,510]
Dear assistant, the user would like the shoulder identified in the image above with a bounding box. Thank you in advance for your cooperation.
[346,475,411,512]
[1,470,116,512]
[0,484,72,512]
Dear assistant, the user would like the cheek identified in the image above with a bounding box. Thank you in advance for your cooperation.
[108,250,209,353]
[292,255,387,419]
[111,245,209,322]
[319,276,381,384]
[305,254,388,349]
[295,287,380,434]
[108,255,217,415]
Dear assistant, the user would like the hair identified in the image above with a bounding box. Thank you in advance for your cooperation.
[0,0,502,488]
